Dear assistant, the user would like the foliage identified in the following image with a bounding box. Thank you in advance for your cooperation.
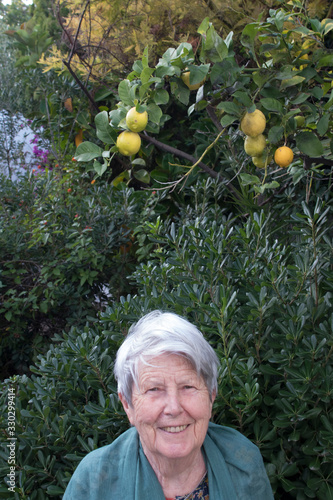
[37,0,268,79]
[0,178,332,499]
[0,0,31,29]
[0,3,332,500]
[74,4,333,201]
[0,166,160,377]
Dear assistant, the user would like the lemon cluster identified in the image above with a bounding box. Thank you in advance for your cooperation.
[241,109,269,169]
[116,107,148,156]
[241,109,294,169]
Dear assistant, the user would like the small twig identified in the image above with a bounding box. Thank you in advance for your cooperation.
[62,60,99,112]
[206,105,223,131]
[67,0,90,64]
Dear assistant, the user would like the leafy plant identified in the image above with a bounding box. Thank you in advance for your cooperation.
[0,167,160,377]
[0,178,331,499]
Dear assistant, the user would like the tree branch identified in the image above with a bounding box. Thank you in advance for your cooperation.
[141,132,240,197]
[67,0,90,64]
[303,156,333,168]
[62,60,99,112]
[206,104,223,131]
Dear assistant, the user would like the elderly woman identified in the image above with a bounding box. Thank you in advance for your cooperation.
[63,310,274,499]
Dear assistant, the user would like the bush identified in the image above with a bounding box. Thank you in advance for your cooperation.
[0,179,332,499]
[0,167,161,377]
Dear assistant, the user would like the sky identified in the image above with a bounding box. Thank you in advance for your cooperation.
[2,0,33,4]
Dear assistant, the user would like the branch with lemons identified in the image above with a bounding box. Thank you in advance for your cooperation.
[241,108,294,171]
[241,109,270,168]
[116,107,148,156]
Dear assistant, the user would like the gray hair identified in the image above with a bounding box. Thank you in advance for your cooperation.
[114,310,219,405]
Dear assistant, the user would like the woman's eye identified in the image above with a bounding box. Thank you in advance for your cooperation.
[184,385,194,390]
[147,387,159,392]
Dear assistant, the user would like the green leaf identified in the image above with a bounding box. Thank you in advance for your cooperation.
[75,142,103,162]
[268,126,284,144]
[220,114,237,127]
[240,173,260,185]
[203,26,228,62]
[40,301,48,313]
[291,93,309,104]
[241,23,257,52]
[317,114,329,136]
[142,46,149,68]
[118,80,133,105]
[133,169,150,183]
[131,158,146,166]
[317,54,333,68]
[217,101,242,116]
[233,91,253,107]
[197,17,210,35]
[260,98,283,113]
[170,82,189,106]
[5,311,12,321]
[140,67,155,85]
[153,89,169,105]
[95,111,115,145]
[187,64,210,84]
[46,486,65,496]
[280,76,305,89]
[295,132,324,156]
[93,160,108,176]
[109,108,127,128]
[146,103,163,125]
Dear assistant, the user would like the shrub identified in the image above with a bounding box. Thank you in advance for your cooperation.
[0,168,160,377]
[0,179,332,499]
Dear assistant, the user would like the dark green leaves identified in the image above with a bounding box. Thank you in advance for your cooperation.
[296,132,324,156]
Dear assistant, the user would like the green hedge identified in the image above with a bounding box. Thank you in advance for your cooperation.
[0,168,162,377]
[0,179,332,499]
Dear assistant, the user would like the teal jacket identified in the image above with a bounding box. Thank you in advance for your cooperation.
[63,422,274,499]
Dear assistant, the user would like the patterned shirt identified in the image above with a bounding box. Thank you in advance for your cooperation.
[165,474,209,500]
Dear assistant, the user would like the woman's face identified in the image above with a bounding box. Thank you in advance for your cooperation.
[119,353,215,465]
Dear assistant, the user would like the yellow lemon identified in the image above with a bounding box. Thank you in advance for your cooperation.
[294,115,305,128]
[181,71,206,91]
[126,107,148,133]
[274,146,294,168]
[240,109,266,137]
[252,154,272,169]
[244,134,266,156]
[116,131,141,156]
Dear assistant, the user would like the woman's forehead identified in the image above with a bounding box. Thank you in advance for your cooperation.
[137,353,197,378]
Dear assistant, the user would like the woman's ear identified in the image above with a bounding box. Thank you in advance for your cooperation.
[211,390,216,404]
[118,393,134,424]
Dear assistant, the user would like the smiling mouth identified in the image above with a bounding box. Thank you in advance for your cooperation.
[161,424,189,433]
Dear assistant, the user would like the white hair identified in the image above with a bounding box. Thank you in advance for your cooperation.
[114,310,219,405]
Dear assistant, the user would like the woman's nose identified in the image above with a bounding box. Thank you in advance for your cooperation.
[163,391,183,416]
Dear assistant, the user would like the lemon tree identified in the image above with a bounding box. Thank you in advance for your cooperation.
[73,4,333,198]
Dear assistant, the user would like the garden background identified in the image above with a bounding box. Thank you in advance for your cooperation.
[0,0,332,498]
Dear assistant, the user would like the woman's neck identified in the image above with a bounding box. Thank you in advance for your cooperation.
[142,445,206,498]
